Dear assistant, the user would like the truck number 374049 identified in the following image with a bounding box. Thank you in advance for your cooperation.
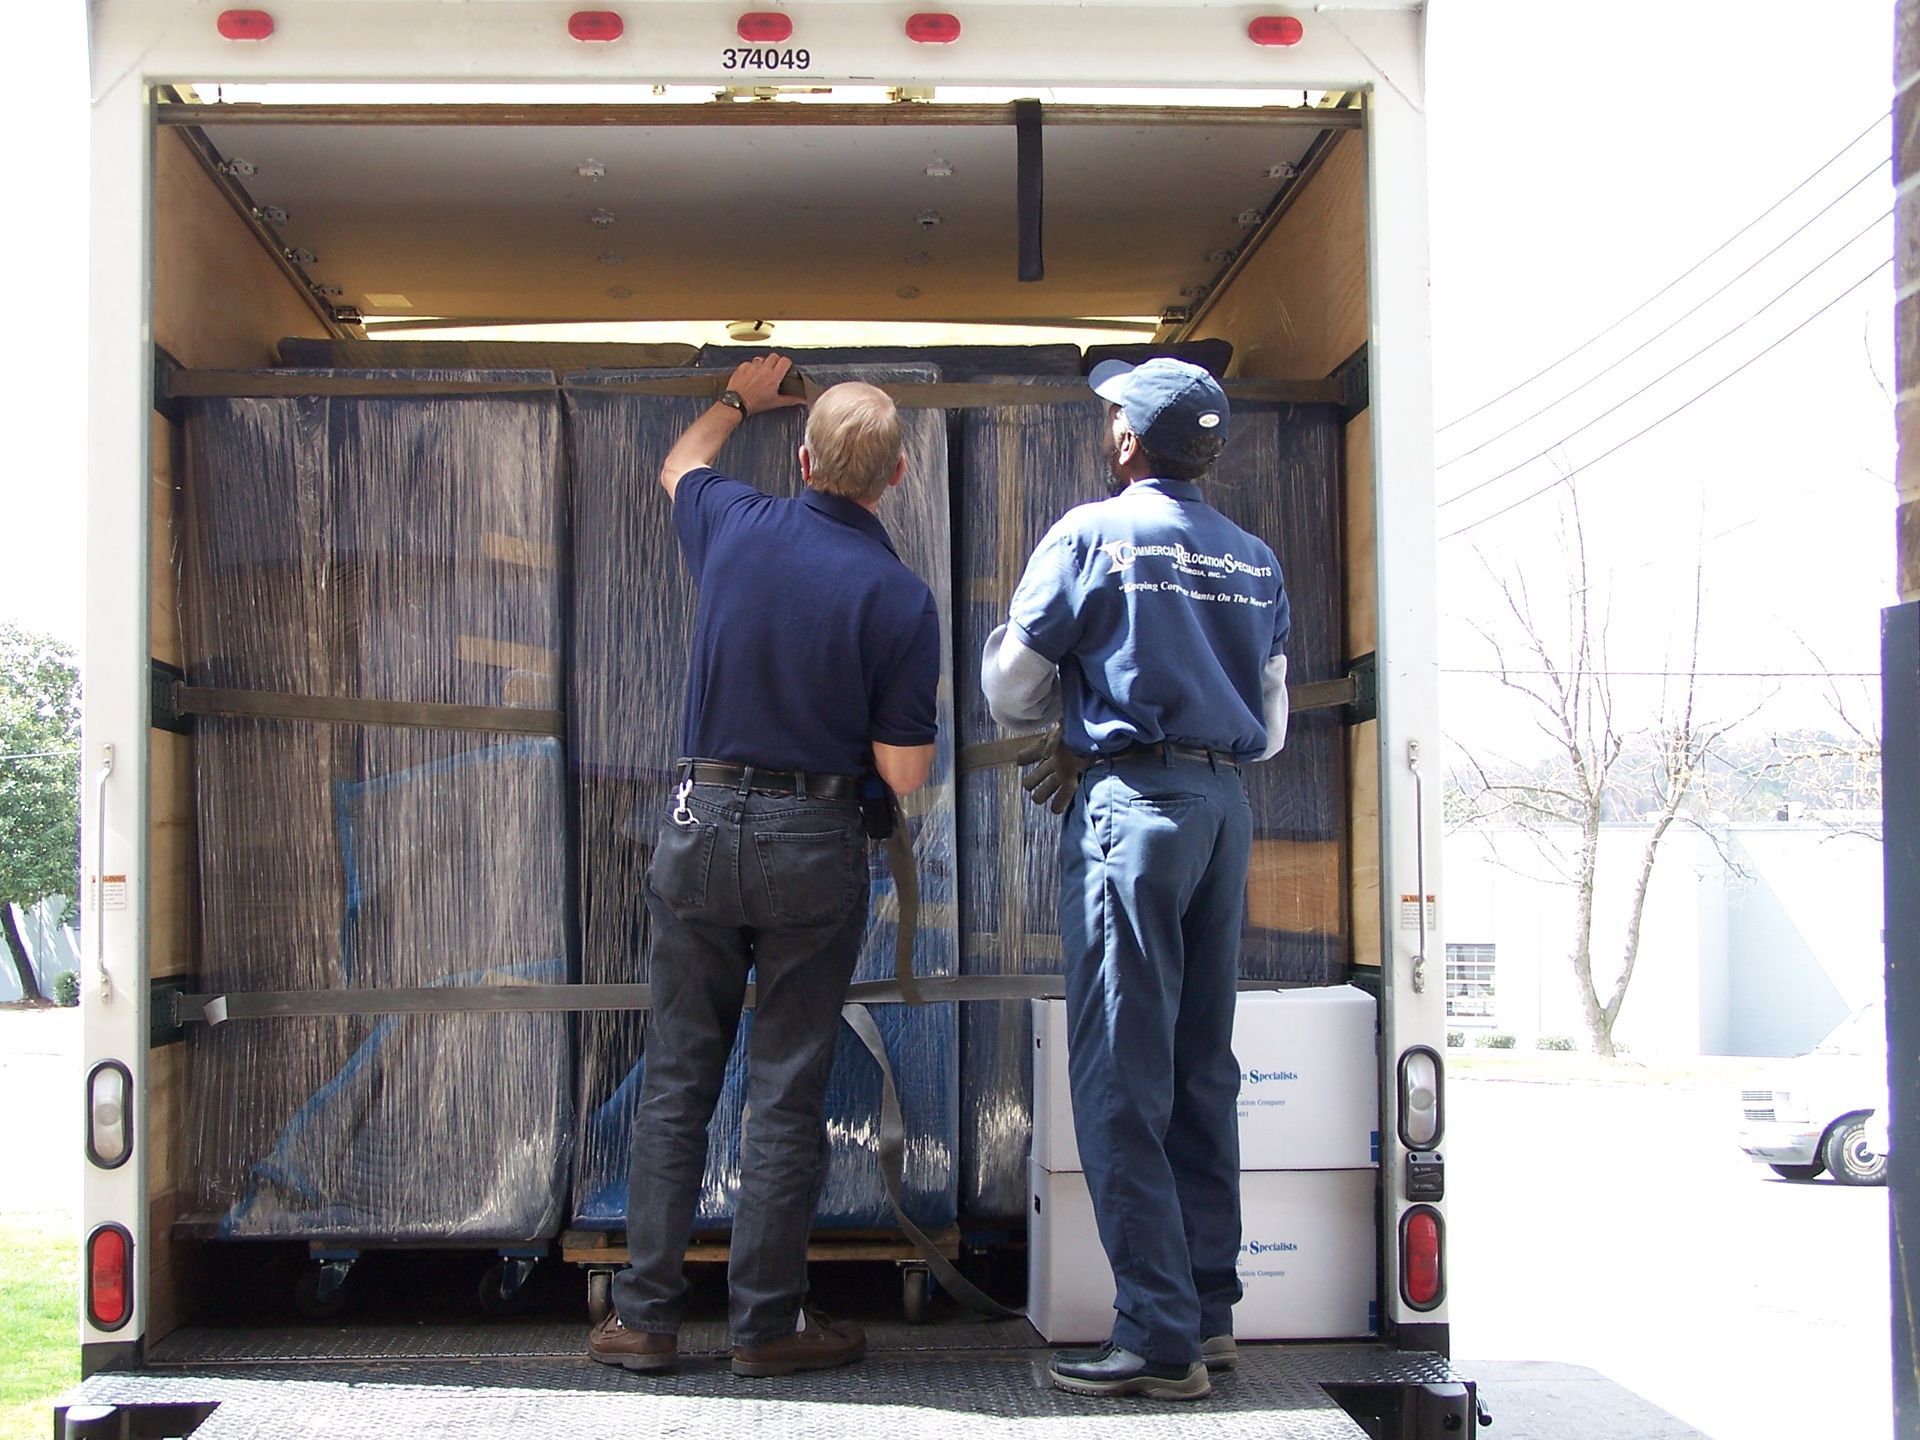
[721,48,812,70]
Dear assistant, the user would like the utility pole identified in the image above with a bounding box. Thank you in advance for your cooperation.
[1887,6,1919,1438]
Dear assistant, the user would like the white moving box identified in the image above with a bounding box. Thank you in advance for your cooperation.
[1030,987,1380,1172]
[1027,1163,1378,1342]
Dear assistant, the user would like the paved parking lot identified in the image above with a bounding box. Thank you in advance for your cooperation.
[1448,1059,1892,1440]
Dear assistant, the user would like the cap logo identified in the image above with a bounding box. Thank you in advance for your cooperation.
[1198,412,1222,429]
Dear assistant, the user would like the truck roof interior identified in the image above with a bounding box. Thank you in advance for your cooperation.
[160,90,1362,348]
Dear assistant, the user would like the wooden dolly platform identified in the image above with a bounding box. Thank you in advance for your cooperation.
[562,1227,963,1325]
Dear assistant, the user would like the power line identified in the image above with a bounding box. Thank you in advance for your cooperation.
[1445,669,1877,679]
[1439,254,1892,543]
[1435,107,1889,435]
[0,750,79,764]
[1440,206,1891,512]
[1437,153,1890,473]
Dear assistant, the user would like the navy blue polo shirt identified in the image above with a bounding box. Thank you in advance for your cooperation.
[672,466,940,776]
[1008,477,1289,758]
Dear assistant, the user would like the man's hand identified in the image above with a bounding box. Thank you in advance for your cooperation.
[659,353,809,497]
[1018,727,1085,815]
[726,354,808,417]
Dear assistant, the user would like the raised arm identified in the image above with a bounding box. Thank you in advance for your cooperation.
[659,354,805,499]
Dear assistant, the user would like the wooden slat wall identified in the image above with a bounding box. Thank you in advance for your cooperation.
[1192,123,1378,968]
[148,122,333,1341]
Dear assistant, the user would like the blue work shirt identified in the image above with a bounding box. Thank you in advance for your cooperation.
[673,466,940,776]
[1007,477,1289,758]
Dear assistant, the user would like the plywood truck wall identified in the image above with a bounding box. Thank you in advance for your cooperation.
[147,123,335,1340]
[1188,128,1378,970]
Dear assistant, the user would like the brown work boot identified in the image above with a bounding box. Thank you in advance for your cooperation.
[587,1311,678,1371]
[730,1308,867,1377]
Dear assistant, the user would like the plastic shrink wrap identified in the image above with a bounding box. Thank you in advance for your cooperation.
[566,366,958,1233]
[179,372,573,1242]
[955,389,1346,1220]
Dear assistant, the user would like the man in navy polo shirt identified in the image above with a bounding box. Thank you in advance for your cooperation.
[590,354,939,1379]
[983,358,1291,1401]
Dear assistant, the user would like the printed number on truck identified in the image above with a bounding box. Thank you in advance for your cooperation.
[722,48,812,70]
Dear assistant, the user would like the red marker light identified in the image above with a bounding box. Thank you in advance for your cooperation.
[1247,15,1305,46]
[87,1225,132,1330]
[905,12,962,43]
[1401,1207,1443,1309]
[216,9,275,40]
[568,11,625,41]
[738,12,794,41]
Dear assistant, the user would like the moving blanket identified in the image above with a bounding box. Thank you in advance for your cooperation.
[180,371,573,1242]
[566,366,959,1233]
[955,387,1347,1219]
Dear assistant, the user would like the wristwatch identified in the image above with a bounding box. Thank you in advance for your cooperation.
[716,388,749,418]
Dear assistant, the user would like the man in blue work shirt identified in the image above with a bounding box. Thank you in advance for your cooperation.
[983,357,1291,1401]
[589,354,940,1379]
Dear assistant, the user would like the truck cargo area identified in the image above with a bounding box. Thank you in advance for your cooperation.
[71,60,1459,1433]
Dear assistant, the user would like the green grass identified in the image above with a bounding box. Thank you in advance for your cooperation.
[0,1215,78,1440]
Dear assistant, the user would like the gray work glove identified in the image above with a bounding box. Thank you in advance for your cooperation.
[1018,727,1085,815]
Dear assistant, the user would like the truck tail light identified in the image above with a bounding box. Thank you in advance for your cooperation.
[1397,1046,1444,1150]
[1400,1206,1444,1311]
[216,10,275,40]
[737,12,793,41]
[86,1061,132,1170]
[905,12,962,43]
[568,11,625,41]
[87,1225,134,1331]
[1247,16,1305,46]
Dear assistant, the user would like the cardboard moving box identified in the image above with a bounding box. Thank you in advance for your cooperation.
[1031,987,1380,1172]
[1027,1163,1378,1342]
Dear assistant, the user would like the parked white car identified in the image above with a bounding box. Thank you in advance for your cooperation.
[1736,1004,1888,1185]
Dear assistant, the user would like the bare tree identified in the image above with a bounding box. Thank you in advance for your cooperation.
[1452,488,1745,1057]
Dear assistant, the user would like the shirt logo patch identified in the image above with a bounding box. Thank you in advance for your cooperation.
[1098,539,1274,580]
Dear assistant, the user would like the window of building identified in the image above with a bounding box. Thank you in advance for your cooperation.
[1446,943,1496,1021]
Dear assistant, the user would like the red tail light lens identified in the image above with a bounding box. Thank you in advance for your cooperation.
[905,12,962,43]
[1247,15,1305,46]
[87,1225,133,1330]
[1400,1206,1443,1310]
[568,11,625,41]
[216,10,275,40]
[737,12,794,41]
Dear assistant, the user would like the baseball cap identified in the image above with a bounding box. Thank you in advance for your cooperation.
[1088,356,1230,466]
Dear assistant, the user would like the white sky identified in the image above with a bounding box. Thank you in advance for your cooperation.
[0,1,1896,760]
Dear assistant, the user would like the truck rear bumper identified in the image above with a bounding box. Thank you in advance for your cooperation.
[58,1322,1474,1438]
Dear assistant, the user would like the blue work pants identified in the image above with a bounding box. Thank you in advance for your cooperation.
[1059,752,1252,1367]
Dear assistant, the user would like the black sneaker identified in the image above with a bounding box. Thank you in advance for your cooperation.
[1047,1342,1211,1400]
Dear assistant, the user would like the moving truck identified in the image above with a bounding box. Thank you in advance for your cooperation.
[67,1,1475,1433]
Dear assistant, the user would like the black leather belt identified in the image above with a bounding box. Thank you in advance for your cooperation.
[1102,741,1242,770]
[679,759,861,801]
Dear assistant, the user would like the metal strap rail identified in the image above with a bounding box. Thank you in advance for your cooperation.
[172,976,1312,1028]
[164,369,1350,409]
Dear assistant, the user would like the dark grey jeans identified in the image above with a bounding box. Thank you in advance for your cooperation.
[609,778,870,1346]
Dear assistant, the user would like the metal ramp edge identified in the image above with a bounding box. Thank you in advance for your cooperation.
[62,1337,1470,1438]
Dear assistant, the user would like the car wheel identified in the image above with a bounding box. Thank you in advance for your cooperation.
[1768,1161,1825,1181]
[1822,1115,1889,1186]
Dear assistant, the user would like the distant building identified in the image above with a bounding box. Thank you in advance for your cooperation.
[1441,822,1883,1057]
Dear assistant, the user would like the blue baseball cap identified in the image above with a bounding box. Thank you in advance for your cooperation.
[1088,357,1230,466]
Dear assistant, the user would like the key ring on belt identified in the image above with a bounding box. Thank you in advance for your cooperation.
[670,777,696,827]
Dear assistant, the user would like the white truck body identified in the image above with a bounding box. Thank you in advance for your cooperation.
[77,1,1450,1425]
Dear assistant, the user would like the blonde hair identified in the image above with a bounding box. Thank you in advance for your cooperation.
[804,383,903,503]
